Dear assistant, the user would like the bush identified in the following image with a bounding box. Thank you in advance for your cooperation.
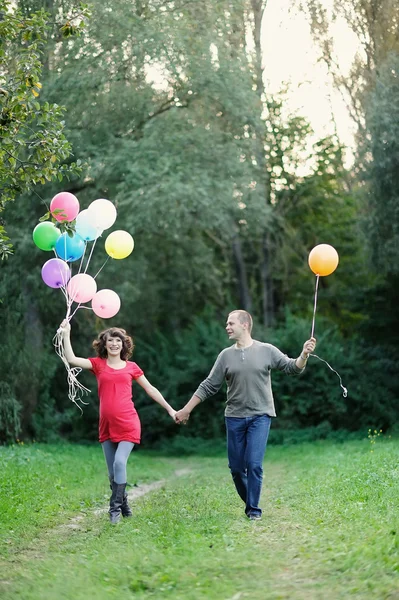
[268,423,363,445]
[262,311,399,433]
[154,434,226,456]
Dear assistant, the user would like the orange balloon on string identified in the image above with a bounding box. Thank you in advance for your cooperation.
[308,244,339,276]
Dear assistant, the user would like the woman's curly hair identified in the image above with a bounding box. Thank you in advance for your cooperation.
[92,327,134,361]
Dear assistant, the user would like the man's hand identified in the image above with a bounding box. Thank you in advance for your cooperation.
[302,337,316,358]
[175,408,190,425]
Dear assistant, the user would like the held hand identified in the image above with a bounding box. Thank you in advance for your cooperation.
[168,409,177,421]
[175,408,190,425]
[302,337,316,357]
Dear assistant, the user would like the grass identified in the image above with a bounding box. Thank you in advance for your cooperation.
[0,436,398,599]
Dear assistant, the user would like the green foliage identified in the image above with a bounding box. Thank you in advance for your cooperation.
[155,435,226,456]
[0,0,89,256]
[363,52,399,275]
[268,423,363,445]
[0,382,21,443]
[35,0,272,328]
[0,210,66,440]
[0,0,394,445]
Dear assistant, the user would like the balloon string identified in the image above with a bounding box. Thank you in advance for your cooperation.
[67,303,80,321]
[68,304,92,320]
[63,233,67,260]
[53,328,91,411]
[311,274,320,339]
[76,241,88,276]
[32,189,51,212]
[92,256,110,280]
[63,238,96,321]
[68,240,108,319]
[64,242,88,319]
[83,237,98,275]
[309,353,348,398]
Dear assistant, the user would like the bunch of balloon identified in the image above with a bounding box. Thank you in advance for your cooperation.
[32,192,135,408]
[33,192,81,298]
[308,244,339,338]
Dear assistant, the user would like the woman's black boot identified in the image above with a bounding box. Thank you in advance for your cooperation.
[109,482,126,524]
[109,478,132,518]
[121,490,133,517]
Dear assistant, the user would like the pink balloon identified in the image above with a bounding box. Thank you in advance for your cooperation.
[91,289,121,319]
[67,274,97,303]
[50,192,80,222]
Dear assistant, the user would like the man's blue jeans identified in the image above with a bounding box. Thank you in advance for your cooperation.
[225,414,271,518]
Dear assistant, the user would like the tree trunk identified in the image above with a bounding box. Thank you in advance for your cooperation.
[250,0,275,327]
[260,230,274,327]
[18,287,44,437]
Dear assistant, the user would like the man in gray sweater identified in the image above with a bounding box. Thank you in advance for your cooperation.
[175,310,316,520]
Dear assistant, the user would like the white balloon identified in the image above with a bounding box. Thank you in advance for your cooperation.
[87,199,117,230]
[75,209,103,241]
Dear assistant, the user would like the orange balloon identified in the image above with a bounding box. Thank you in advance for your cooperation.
[308,244,339,276]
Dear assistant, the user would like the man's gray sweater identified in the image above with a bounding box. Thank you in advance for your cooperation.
[194,340,304,417]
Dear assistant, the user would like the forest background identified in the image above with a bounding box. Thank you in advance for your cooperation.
[0,0,398,449]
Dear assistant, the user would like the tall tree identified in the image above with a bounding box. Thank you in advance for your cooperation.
[247,0,276,326]
[0,0,89,257]
[299,1,399,287]
[364,52,399,276]
[35,0,272,325]
[299,0,399,136]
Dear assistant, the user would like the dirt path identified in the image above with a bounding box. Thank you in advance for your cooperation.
[57,467,193,531]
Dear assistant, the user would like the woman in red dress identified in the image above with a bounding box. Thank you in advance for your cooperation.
[60,321,176,524]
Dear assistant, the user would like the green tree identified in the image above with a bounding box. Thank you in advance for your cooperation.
[36,0,271,327]
[364,52,399,276]
[0,0,375,443]
[0,0,89,257]
[299,0,399,137]
[359,52,399,355]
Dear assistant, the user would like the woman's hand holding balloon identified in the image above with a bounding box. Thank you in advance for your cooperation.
[58,319,71,336]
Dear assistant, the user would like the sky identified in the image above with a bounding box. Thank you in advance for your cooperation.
[261,0,359,165]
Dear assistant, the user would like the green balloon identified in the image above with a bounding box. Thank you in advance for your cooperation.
[33,222,61,251]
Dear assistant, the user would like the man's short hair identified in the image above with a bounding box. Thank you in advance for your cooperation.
[229,310,253,333]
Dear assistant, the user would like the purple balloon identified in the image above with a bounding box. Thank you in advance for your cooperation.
[41,258,71,288]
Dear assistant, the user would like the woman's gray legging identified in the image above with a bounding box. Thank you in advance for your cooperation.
[101,440,134,484]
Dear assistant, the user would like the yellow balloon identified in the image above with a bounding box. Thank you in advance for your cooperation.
[308,244,339,276]
[105,230,134,259]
